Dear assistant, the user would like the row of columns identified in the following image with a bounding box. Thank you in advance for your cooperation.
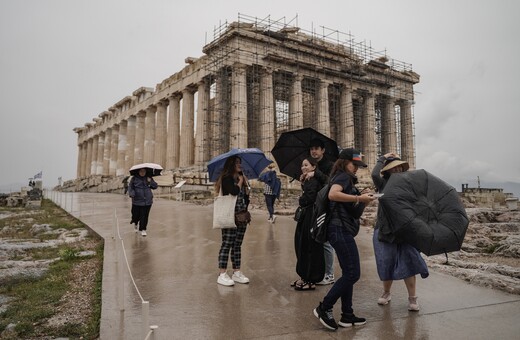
[77,64,414,178]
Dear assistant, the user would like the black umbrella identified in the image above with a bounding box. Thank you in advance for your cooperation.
[271,127,339,179]
[378,169,469,256]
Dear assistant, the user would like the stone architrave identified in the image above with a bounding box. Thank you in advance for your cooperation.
[317,80,331,136]
[260,68,275,156]
[125,116,136,171]
[363,93,376,169]
[103,128,112,176]
[180,89,195,167]
[91,135,99,176]
[134,111,146,165]
[340,85,354,148]
[383,98,397,153]
[400,100,415,169]
[166,94,181,169]
[195,79,210,164]
[290,74,304,129]
[116,120,127,176]
[143,105,156,163]
[96,131,105,175]
[109,124,119,176]
[154,101,167,168]
[230,63,247,148]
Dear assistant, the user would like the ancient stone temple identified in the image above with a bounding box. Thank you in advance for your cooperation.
[74,14,419,180]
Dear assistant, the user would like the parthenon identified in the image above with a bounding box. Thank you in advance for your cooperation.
[74,14,419,180]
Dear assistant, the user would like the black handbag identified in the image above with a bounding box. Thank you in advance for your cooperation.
[293,206,304,222]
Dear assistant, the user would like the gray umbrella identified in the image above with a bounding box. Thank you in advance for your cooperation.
[378,169,469,256]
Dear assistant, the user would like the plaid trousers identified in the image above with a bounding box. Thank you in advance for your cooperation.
[218,224,247,269]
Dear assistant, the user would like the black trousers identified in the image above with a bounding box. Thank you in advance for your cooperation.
[131,205,152,231]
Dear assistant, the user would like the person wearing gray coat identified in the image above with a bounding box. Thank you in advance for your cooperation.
[128,168,158,236]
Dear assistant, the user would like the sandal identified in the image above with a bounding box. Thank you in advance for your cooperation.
[290,279,303,287]
[294,281,316,291]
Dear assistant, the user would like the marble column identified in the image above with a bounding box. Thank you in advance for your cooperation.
[79,142,87,178]
[166,94,181,169]
[363,93,377,169]
[260,68,275,156]
[317,80,331,136]
[109,124,119,176]
[85,138,93,177]
[116,120,127,176]
[230,63,248,148]
[211,75,223,158]
[340,85,355,148]
[134,111,146,164]
[143,106,156,163]
[125,116,136,171]
[76,142,82,179]
[154,101,168,168]
[400,100,415,169]
[96,132,105,175]
[91,135,99,176]
[383,98,397,153]
[102,128,112,176]
[195,79,210,164]
[180,89,195,167]
[290,74,304,129]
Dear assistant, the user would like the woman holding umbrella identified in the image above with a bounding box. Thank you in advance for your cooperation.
[215,155,251,286]
[371,153,429,311]
[128,168,158,236]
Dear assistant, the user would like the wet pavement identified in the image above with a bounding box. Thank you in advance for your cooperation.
[61,192,520,339]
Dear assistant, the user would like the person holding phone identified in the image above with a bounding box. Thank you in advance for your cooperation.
[371,152,429,311]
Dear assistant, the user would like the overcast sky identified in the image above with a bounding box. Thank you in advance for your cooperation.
[1,0,519,195]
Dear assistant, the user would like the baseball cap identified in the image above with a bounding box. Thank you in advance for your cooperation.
[338,148,367,167]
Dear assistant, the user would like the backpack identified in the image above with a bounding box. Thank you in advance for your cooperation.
[310,183,332,244]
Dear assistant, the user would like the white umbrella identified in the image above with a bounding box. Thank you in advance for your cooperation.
[129,163,163,177]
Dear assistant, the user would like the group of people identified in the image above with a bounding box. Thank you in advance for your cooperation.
[213,140,429,332]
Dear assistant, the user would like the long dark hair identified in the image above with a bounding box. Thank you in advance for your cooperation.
[214,156,240,194]
[330,159,352,178]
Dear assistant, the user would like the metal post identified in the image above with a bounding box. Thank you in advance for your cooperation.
[142,301,150,340]
[118,240,125,311]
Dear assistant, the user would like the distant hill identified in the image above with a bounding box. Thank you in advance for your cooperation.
[0,182,26,194]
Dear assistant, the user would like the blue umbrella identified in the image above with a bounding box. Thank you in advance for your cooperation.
[207,148,273,182]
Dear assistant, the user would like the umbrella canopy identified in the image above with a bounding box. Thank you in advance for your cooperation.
[207,148,273,182]
[271,128,339,179]
[129,163,163,177]
[378,169,469,256]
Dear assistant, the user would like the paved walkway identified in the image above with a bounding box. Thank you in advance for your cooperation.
[62,192,520,339]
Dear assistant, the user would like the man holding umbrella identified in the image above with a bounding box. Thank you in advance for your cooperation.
[302,138,336,286]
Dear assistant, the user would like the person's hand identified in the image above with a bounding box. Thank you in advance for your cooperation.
[358,193,376,204]
[146,177,151,183]
[384,152,399,159]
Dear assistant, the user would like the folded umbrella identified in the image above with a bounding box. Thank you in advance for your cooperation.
[129,163,163,177]
[207,148,273,182]
[378,169,469,256]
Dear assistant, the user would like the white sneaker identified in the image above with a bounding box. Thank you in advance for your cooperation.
[217,273,234,286]
[408,296,420,311]
[232,271,250,284]
[271,215,277,223]
[316,274,335,285]
[378,292,392,305]
[141,230,147,236]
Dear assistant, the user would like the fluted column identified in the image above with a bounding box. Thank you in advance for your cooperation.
[85,138,93,177]
[230,63,247,148]
[290,74,303,129]
[383,98,397,153]
[400,100,415,169]
[116,120,127,176]
[109,124,119,176]
[143,106,156,163]
[180,89,195,166]
[166,94,181,169]
[79,142,87,178]
[260,68,275,156]
[102,128,112,175]
[125,116,136,171]
[76,143,82,178]
[91,135,99,176]
[96,132,105,175]
[363,93,377,169]
[134,111,145,164]
[195,79,210,164]
[154,101,167,167]
[317,80,331,136]
[211,75,223,158]
[340,85,354,148]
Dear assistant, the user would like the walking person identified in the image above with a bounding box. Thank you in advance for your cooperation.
[215,156,251,287]
[128,168,158,237]
[301,138,335,285]
[291,157,325,290]
[313,148,376,331]
[371,153,429,311]
[258,164,281,223]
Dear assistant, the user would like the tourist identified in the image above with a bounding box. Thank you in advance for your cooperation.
[313,148,375,330]
[371,153,429,311]
[128,168,158,237]
[258,163,281,223]
[215,156,251,286]
[291,157,325,291]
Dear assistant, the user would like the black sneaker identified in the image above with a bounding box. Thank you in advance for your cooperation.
[338,313,366,327]
[313,302,338,330]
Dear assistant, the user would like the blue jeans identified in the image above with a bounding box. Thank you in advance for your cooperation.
[264,194,276,218]
[322,223,360,315]
[323,241,334,277]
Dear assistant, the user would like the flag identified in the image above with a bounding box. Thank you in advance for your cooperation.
[34,171,42,179]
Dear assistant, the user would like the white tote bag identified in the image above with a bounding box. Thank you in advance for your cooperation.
[212,189,238,229]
